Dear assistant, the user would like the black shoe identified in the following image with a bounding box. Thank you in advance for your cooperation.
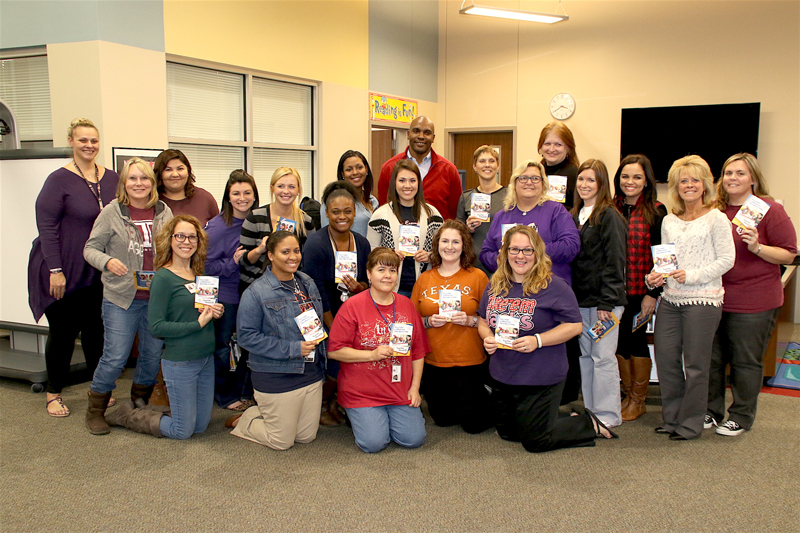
[654,426,671,434]
[669,432,688,441]
[585,408,619,439]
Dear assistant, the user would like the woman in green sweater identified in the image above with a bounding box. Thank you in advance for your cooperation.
[106,214,223,438]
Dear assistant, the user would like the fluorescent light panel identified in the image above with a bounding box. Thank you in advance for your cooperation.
[459,5,568,24]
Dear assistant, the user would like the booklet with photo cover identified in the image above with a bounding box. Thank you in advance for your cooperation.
[548,175,568,203]
[276,217,297,233]
[438,289,462,320]
[470,192,492,221]
[732,194,770,229]
[398,224,421,256]
[587,313,620,343]
[631,310,652,333]
[194,276,219,309]
[133,270,156,291]
[389,323,413,356]
[652,243,678,276]
[334,251,357,283]
[495,315,520,350]
[294,308,326,362]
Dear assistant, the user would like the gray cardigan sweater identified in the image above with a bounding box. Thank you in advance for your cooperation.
[84,199,173,310]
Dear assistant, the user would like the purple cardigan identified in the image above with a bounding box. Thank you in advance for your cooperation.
[28,166,120,321]
[203,214,245,305]
[479,201,580,284]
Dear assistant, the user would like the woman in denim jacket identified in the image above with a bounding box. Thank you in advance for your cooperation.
[228,231,327,450]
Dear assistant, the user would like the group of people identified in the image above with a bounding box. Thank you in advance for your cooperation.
[27,115,796,453]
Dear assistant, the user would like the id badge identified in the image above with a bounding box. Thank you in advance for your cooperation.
[391,363,401,383]
[304,353,315,363]
[184,282,198,294]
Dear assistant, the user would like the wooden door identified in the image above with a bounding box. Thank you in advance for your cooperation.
[371,128,395,173]
[452,131,514,190]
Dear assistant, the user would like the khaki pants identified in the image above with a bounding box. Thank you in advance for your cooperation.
[231,380,322,450]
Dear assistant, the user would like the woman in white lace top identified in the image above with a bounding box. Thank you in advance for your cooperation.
[645,155,734,441]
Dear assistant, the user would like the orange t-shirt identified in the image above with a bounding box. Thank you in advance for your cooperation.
[411,267,489,367]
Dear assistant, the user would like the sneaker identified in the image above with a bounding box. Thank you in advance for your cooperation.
[716,420,746,436]
[703,414,717,429]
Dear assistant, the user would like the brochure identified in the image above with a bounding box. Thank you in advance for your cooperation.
[732,194,770,229]
[294,309,326,362]
[389,323,413,356]
[587,313,620,343]
[438,289,462,319]
[470,192,492,221]
[398,224,421,256]
[548,175,568,203]
[334,251,357,283]
[631,310,652,333]
[652,244,678,275]
[276,217,297,233]
[194,276,219,309]
[133,270,156,291]
[495,315,520,350]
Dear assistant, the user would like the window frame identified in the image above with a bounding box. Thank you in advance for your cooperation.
[0,46,53,145]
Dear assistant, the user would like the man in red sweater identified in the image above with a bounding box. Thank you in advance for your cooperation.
[377,116,462,220]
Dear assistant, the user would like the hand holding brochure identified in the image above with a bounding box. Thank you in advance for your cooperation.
[194,276,220,309]
[134,270,155,291]
[277,217,297,233]
[398,224,421,256]
[652,244,678,276]
[295,309,326,362]
[631,310,652,333]
[732,195,770,229]
[438,289,462,319]
[389,323,413,356]
[495,315,520,350]
[587,313,619,342]
[548,175,568,203]
[470,192,492,221]
[334,251,357,283]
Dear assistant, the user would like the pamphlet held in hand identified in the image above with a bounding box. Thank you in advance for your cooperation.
[194,276,220,309]
[438,289,462,320]
[334,251,357,283]
[389,323,413,356]
[548,175,568,203]
[652,244,678,276]
[495,315,520,350]
[470,192,492,221]
[732,195,770,229]
[398,224,421,256]
[587,313,619,343]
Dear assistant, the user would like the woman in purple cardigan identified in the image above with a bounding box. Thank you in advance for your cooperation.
[28,118,119,417]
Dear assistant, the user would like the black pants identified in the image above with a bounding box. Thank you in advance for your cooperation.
[560,336,582,404]
[617,294,651,359]
[43,284,104,394]
[422,361,493,434]
[494,379,596,453]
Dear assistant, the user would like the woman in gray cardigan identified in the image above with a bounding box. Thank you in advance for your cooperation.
[83,158,173,435]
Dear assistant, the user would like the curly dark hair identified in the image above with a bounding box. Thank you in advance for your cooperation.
[429,220,476,270]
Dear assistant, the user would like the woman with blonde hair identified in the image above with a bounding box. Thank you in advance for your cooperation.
[28,118,120,417]
[107,215,224,439]
[477,225,616,453]
[646,155,734,440]
[538,121,580,209]
[706,153,796,436]
[83,157,173,434]
[239,166,316,290]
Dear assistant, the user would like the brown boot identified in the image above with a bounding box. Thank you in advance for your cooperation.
[130,383,155,405]
[319,379,343,426]
[126,406,164,437]
[106,400,135,426]
[148,370,170,407]
[617,355,632,411]
[86,390,112,435]
[621,356,652,422]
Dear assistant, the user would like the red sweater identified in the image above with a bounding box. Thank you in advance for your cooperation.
[377,148,462,220]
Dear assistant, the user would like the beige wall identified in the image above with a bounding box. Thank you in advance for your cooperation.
[47,41,168,167]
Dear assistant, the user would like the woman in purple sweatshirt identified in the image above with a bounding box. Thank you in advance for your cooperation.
[204,170,260,411]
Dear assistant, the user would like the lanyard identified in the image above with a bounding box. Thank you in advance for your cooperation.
[369,291,395,328]
[73,161,102,210]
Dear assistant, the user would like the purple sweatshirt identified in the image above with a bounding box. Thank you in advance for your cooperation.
[479,201,580,284]
[28,167,119,321]
[204,214,245,305]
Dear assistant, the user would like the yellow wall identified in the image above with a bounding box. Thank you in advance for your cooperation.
[47,41,168,167]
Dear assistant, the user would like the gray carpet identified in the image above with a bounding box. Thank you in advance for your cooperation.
[1,371,797,532]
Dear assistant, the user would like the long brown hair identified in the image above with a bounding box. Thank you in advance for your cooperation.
[337,150,375,212]
[387,159,432,221]
[489,225,552,297]
[613,154,659,225]
[221,169,259,226]
[571,159,619,226]
[154,214,208,276]
[429,220,476,269]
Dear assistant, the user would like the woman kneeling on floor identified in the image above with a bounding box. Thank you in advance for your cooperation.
[327,247,429,453]
[106,215,223,439]
[228,231,327,450]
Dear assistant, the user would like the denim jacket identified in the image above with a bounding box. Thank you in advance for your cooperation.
[237,267,327,374]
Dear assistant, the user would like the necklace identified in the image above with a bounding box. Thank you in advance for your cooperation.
[73,160,102,209]
[328,228,353,252]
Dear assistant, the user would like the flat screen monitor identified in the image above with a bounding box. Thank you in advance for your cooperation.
[620,102,760,182]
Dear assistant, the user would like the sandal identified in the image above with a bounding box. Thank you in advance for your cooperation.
[224,413,243,428]
[585,408,619,439]
[227,399,255,412]
[107,396,116,408]
[46,396,70,418]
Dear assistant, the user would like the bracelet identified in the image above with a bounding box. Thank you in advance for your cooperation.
[49,268,63,274]
[756,244,762,255]
[534,333,543,349]
[423,316,430,329]
[472,316,479,328]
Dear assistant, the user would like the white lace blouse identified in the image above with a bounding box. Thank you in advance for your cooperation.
[660,209,735,307]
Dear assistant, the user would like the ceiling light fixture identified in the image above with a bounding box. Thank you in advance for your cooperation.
[459,1,569,24]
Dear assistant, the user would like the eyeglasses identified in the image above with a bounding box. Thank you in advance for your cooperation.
[517,176,542,184]
[173,233,198,243]
[508,247,535,256]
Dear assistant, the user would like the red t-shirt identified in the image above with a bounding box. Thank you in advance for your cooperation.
[722,199,797,313]
[129,206,155,300]
[328,290,429,408]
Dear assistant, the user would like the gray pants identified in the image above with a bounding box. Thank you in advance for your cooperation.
[707,308,780,430]
[654,300,722,439]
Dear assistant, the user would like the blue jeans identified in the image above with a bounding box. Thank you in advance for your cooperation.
[160,356,214,440]
[213,303,253,408]
[90,298,163,394]
[345,404,426,453]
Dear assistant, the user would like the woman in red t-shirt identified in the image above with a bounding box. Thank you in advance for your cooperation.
[328,248,430,453]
